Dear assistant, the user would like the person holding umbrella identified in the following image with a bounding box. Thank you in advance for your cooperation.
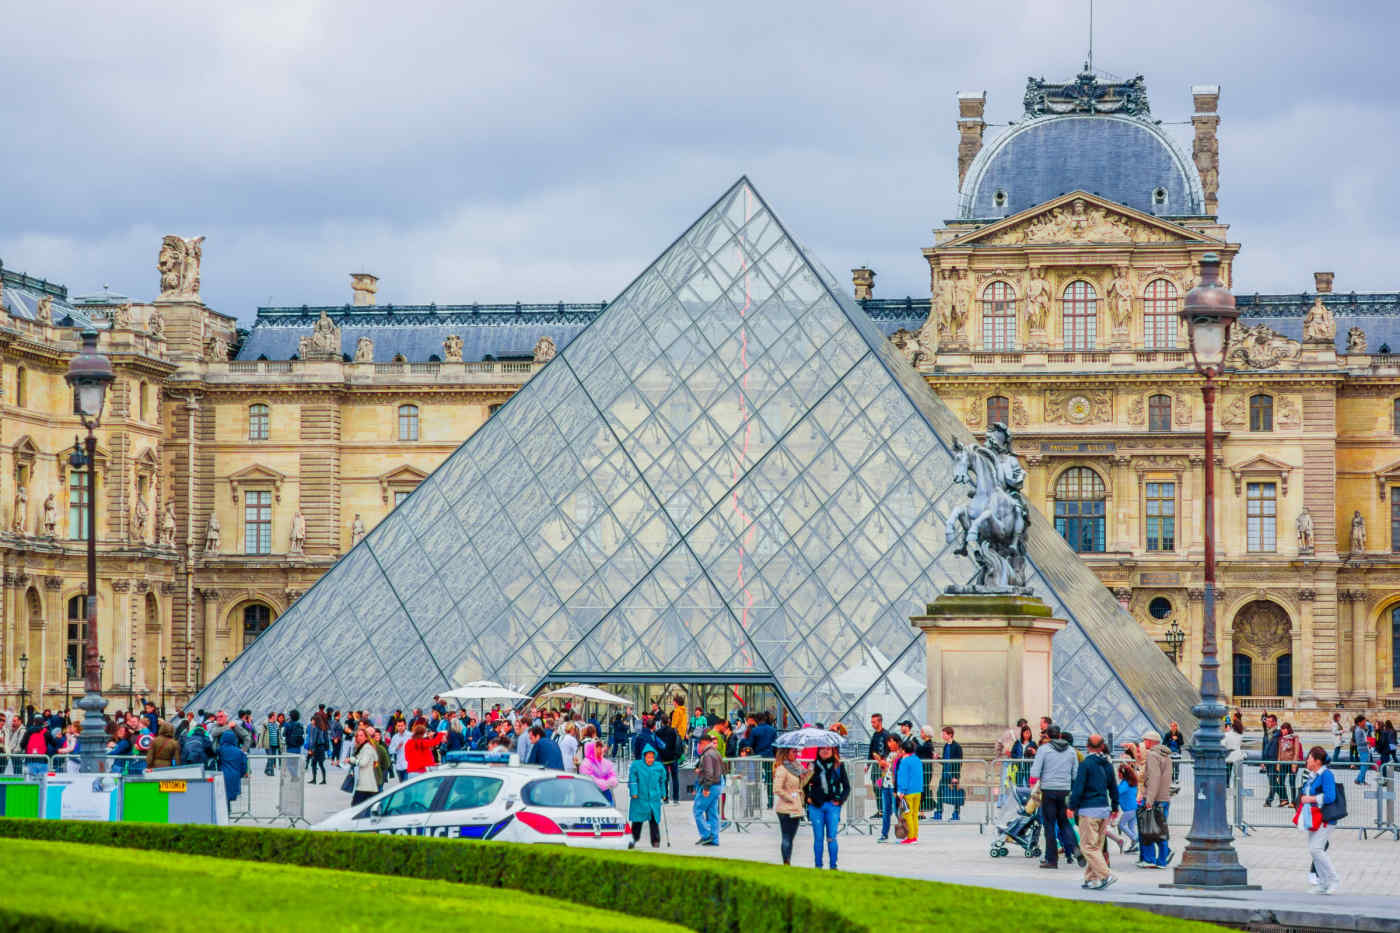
[777,727,850,869]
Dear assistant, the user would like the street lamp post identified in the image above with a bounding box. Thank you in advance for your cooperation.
[64,657,75,719]
[127,656,136,718]
[65,329,115,771]
[1170,253,1252,888]
[193,656,203,692]
[159,656,168,719]
[1165,619,1185,664]
[18,653,28,718]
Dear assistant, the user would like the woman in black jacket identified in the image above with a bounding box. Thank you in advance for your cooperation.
[803,746,850,870]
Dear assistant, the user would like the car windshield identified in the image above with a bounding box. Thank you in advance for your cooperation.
[521,777,610,808]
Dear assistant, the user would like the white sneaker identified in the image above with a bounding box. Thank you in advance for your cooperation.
[1308,884,1322,894]
[1322,884,1340,896]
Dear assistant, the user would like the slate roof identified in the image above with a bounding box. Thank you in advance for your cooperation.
[1237,292,1400,354]
[0,267,100,329]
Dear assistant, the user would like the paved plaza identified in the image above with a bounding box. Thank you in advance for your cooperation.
[284,764,1400,929]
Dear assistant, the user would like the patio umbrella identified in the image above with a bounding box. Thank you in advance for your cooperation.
[538,684,632,706]
[440,680,534,702]
[773,727,845,749]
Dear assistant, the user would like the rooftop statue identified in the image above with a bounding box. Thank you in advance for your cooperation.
[946,423,1032,595]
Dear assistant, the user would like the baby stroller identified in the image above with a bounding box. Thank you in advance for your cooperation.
[989,783,1043,859]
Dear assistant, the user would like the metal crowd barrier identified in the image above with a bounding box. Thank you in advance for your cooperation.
[229,754,309,826]
[1230,758,1397,840]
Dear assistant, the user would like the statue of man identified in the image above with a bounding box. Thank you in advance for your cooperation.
[204,514,221,553]
[132,493,149,543]
[1025,269,1051,331]
[42,493,58,538]
[350,513,366,547]
[160,502,177,548]
[290,509,307,555]
[1296,507,1315,551]
[354,336,374,363]
[1350,510,1366,553]
[1107,267,1133,330]
[985,422,1029,525]
[11,484,27,534]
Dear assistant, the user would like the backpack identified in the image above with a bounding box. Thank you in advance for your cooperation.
[283,721,305,748]
[1320,777,1347,824]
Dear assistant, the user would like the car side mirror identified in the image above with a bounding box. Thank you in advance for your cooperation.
[368,802,383,819]
[503,796,516,811]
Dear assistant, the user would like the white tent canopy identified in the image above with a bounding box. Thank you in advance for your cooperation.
[539,684,633,706]
[440,680,533,702]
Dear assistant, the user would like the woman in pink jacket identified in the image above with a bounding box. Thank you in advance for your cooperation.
[580,741,618,804]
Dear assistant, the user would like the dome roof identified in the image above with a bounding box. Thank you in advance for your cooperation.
[960,113,1204,220]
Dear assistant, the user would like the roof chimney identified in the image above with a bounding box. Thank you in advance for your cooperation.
[350,273,378,306]
[1191,85,1220,215]
[956,91,987,189]
[852,267,875,301]
[1313,271,1333,295]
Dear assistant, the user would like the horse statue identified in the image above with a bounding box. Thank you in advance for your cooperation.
[945,423,1032,595]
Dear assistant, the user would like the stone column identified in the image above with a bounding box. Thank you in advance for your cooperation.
[199,589,220,679]
[1351,591,1370,703]
[956,92,987,188]
[1336,591,1354,700]
[1295,589,1316,707]
[911,594,1066,759]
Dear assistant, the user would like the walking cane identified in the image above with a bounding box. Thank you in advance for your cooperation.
[661,799,672,848]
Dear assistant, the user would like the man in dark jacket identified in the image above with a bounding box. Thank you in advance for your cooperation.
[1261,714,1283,805]
[1068,734,1120,889]
[180,724,214,768]
[526,726,564,770]
[868,713,891,817]
[934,727,964,821]
[747,712,777,758]
[692,734,724,846]
[655,719,682,801]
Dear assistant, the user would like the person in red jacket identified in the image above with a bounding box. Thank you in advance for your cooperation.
[403,722,444,774]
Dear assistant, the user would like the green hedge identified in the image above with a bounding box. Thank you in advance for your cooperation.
[0,837,678,933]
[0,819,1212,933]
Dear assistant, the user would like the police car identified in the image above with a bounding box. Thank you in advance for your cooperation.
[310,752,629,848]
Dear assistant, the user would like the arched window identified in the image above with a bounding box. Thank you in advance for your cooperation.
[1249,394,1273,432]
[1392,605,1400,691]
[1232,653,1253,697]
[1276,653,1293,697]
[67,595,88,679]
[986,395,1009,427]
[1053,467,1106,553]
[1143,280,1179,349]
[243,604,272,646]
[15,367,25,408]
[398,404,420,441]
[1148,394,1172,432]
[1061,280,1097,350]
[248,403,270,441]
[139,381,149,421]
[981,282,1017,350]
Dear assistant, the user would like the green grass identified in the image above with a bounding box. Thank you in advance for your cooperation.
[0,837,684,933]
[0,819,1216,933]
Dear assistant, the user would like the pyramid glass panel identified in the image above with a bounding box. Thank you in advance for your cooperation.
[193,178,1198,740]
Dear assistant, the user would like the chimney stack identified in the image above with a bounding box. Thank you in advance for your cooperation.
[350,273,379,306]
[1313,271,1334,295]
[956,91,987,188]
[852,267,876,301]
[1191,85,1221,215]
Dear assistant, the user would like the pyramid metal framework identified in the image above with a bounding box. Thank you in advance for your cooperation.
[193,179,1197,739]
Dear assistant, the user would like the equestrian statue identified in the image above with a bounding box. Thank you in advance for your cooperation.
[945,422,1033,595]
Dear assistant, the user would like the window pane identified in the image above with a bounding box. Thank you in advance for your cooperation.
[1054,467,1106,552]
[1249,395,1272,432]
[440,776,504,811]
[68,469,90,540]
[249,404,270,441]
[1061,280,1097,350]
[1143,280,1178,349]
[1246,482,1276,552]
[245,490,272,555]
[399,405,420,441]
[380,777,446,816]
[1392,490,1400,554]
[986,395,1009,426]
[1146,481,1175,551]
[981,281,1016,350]
[1148,395,1171,432]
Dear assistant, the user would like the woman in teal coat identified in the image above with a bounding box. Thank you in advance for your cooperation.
[627,747,668,849]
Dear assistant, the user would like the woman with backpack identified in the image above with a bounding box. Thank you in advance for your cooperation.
[1298,746,1344,894]
[1278,722,1303,806]
[803,745,850,870]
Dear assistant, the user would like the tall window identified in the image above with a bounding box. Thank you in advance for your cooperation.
[1392,605,1400,690]
[1276,653,1293,697]
[244,490,272,555]
[1145,481,1176,551]
[1391,488,1400,554]
[1061,280,1097,350]
[1249,394,1273,432]
[981,282,1017,350]
[1232,653,1253,697]
[1142,280,1179,349]
[1393,398,1400,435]
[1053,467,1106,553]
[986,395,1009,427]
[248,404,270,441]
[66,595,87,678]
[1246,481,1277,552]
[68,469,90,540]
[243,604,272,645]
[15,367,25,408]
[139,382,149,421]
[394,489,412,508]
[398,404,420,441]
[1148,394,1172,432]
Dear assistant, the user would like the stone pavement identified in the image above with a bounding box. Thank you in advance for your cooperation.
[291,764,1400,930]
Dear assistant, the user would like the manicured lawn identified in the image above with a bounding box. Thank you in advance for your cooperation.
[0,837,684,933]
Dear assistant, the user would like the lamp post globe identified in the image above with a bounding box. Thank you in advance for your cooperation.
[64,329,114,771]
[1165,619,1186,664]
[1170,253,1252,888]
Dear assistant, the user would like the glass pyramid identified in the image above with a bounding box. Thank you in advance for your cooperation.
[193,178,1197,740]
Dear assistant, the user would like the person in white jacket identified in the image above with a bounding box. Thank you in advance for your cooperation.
[558,722,580,773]
[1330,713,1346,762]
[1222,719,1245,787]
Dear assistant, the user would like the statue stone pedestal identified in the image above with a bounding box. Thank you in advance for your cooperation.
[911,594,1065,758]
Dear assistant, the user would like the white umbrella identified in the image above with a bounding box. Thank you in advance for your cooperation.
[539,684,632,706]
[773,727,844,749]
[440,680,533,702]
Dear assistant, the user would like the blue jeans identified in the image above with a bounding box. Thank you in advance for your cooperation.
[808,802,840,868]
[1354,748,1371,783]
[1141,802,1171,866]
[879,785,894,838]
[692,780,721,843]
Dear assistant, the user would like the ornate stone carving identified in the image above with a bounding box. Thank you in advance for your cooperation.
[889,329,928,367]
[148,309,164,338]
[1349,510,1366,553]
[442,335,464,363]
[350,513,366,547]
[963,397,982,427]
[1187,587,1205,601]
[198,588,220,603]
[35,296,53,324]
[112,303,133,329]
[533,336,557,364]
[159,502,176,548]
[45,576,63,590]
[133,580,150,593]
[289,508,307,556]
[1220,395,1247,428]
[1045,390,1110,425]
[157,235,204,299]
[1023,72,1151,117]
[205,334,230,362]
[1296,507,1314,552]
[284,589,304,603]
[42,493,57,538]
[354,336,374,363]
[1302,296,1336,343]
[944,423,1031,595]
[934,269,970,344]
[11,484,27,534]
[1232,600,1292,658]
[131,491,148,544]
[298,310,342,360]
[1010,398,1029,429]
[1276,397,1300,429]
[203,514,221,554]
[1127,396,1145,427]
[1226,323,1300,369]
[1024,267,1051,333]
[1107,267,1133,330]
[1112,586,1133,603]
[1173,392,1192,427]
[350,273,378,306]
[160,581,177,594]
[110,579,131,592]
[1346,326,1367,354]
[988,197,1148,246]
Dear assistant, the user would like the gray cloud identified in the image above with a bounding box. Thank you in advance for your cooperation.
[2,1,1395,323]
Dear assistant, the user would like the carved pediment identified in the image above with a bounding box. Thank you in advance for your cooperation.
[1228,454,1292,496]
[379,464,429,503]
[943,191,1221,248]
[228,464,285,503]
[1227,323,1300,369]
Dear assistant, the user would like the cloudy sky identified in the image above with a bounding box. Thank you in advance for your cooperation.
[2,1,1395,324]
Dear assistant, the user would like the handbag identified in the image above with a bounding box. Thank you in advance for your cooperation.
[1136,803,1169,844]
[340,767,356,794]
[894,795,909,839]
